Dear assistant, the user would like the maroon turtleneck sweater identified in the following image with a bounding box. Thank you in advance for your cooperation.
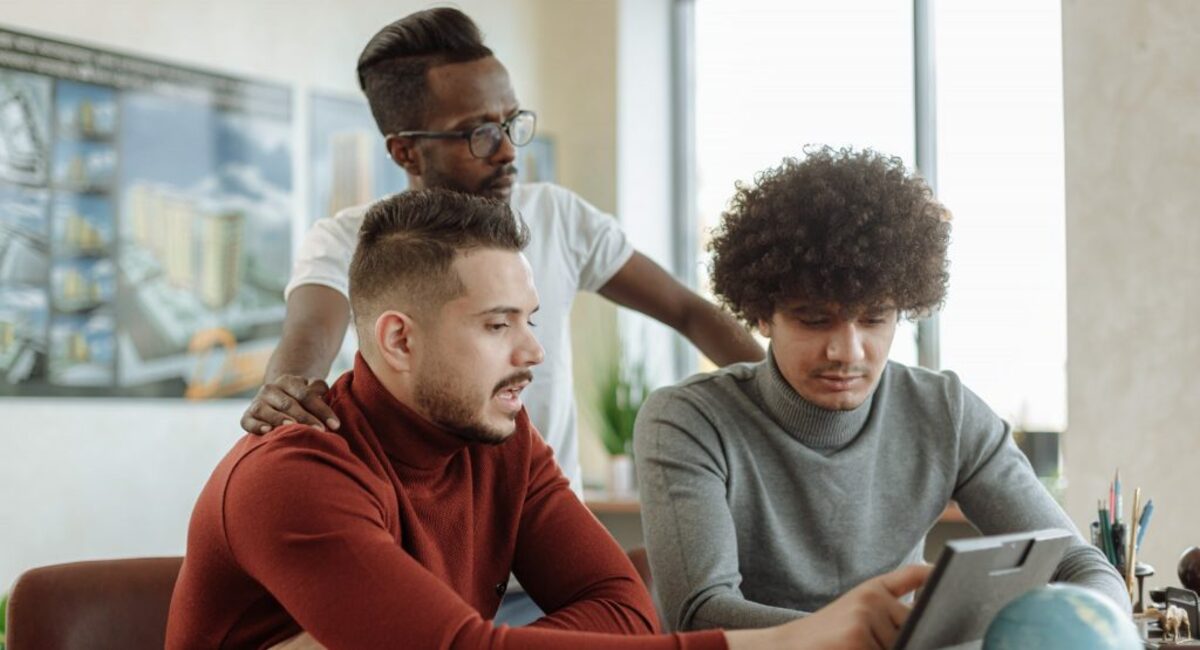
[166,355,726,650]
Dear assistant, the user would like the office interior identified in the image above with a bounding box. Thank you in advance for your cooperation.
[0,0,1196,626]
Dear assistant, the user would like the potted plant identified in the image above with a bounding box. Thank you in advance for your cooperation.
[597,357,648,499]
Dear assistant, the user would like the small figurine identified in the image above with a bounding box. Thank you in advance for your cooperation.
[1146,605,1192,643]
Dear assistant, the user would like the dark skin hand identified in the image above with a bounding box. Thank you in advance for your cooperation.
[241,285,347,434]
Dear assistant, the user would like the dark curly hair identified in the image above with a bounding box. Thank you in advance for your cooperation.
[708,146,950,326]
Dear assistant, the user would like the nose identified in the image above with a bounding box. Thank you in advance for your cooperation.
[515,326,544,368]
[489,128,517,166]
[825,322,866,364]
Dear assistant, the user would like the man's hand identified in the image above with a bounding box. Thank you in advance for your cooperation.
[269,632,325,650]
[726,564,932,650]
[241,374,340,435]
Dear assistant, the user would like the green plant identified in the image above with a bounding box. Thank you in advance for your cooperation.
[1,589,7,650]
[597,357,649,457]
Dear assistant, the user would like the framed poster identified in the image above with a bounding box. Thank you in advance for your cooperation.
[0,27,293,398]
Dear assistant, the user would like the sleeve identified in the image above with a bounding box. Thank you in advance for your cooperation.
[556,188,635,293]
[946,376,1131,610]
[283,208,362,300]
[634,388,805,632]
[511,425,661,635]
[224,430,726,650]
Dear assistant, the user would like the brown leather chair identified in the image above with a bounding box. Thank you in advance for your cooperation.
[6,556,183,650]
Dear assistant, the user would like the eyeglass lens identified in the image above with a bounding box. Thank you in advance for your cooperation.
[468,112,536,158]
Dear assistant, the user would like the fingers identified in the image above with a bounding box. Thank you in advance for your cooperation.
[240,376,338,435]
[296,382,340,431]
[874,563,932,598]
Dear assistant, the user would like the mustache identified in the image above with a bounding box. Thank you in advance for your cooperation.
[492,370,534,394]
[809,364,870,377]
[486,165,518,184]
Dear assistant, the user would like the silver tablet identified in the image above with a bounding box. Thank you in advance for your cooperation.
[892,528,1073,650]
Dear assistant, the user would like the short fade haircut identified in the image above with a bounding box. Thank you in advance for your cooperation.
[356,8,494,135]
[709,146,950,325]
[349,189,530,337]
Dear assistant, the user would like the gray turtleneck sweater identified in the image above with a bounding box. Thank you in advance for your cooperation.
[633,356,1127,632]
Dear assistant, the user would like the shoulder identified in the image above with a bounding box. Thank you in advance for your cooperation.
[638,363,760,434]
[221,425,386,506]
[513,182,609,222]
[883,364,964,405]
[313,202,371,238]
[877,361,992,431]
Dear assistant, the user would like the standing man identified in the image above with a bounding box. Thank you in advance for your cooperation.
[241,7,761,491]
[634,147,1128,632]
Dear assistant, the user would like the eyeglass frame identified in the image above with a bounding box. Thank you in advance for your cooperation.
[386,110,537,159]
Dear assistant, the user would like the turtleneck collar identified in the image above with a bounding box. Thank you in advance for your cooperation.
[347,353,470,471]
[753,345,877,450]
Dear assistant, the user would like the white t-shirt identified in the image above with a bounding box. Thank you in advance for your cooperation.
[285,182,634,494]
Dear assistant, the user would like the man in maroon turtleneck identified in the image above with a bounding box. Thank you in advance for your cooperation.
[166,189,928,650]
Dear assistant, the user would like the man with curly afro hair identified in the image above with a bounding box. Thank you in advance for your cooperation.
[634,147,1128,636]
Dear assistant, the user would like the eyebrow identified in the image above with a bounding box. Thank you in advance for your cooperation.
[448,106,521,130]
[473,305,540,317]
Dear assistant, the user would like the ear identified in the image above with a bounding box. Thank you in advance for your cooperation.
[374,310,419,373]
[385,135,423,177]
[756,317,773,339]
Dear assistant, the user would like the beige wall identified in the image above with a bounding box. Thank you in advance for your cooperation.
[1062,0,1200,579]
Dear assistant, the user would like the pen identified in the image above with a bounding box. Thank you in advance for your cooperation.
[1135,499,1154,551]
[1114,469,1122,524]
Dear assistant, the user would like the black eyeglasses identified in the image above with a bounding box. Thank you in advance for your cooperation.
[389,110,537,159]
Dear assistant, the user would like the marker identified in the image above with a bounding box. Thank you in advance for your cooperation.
[1135,499,1155,551]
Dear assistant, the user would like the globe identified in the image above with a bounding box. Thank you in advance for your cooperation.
[983,584,1141,650]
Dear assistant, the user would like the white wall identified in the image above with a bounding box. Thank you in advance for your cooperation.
[0,0,555,592]
[1062,0,1200,579]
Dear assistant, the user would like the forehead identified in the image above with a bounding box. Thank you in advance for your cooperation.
[776,300,896,316]
[446,248,536,310]
[424,57,518,126]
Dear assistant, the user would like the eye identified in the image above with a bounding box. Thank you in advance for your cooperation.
[526,320,538,328]
[487,323,509,332]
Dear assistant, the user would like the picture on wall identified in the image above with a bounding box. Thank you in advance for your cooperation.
[308,91,407,226]
[0,26,293,398]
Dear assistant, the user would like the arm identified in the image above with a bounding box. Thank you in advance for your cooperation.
[598,252,763,367]
[240,285,349,434]
[633,389,803,631]
[510,427,659,634]
[948,380,1129,610]
[225,431,728,650]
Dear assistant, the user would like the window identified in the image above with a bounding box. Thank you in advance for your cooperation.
[691,0,917,368]
[684,1,1066,429]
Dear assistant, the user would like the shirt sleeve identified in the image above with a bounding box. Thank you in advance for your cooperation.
[633,388,806,632]
[283,208,363,300]
[555,187,635,293]
[223,429,727,650]
[947,375,1131,611]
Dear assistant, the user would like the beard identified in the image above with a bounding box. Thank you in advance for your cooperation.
[414,367,533,445]
[420,161,518,201]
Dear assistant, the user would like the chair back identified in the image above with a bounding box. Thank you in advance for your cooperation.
[6,556,183,650]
